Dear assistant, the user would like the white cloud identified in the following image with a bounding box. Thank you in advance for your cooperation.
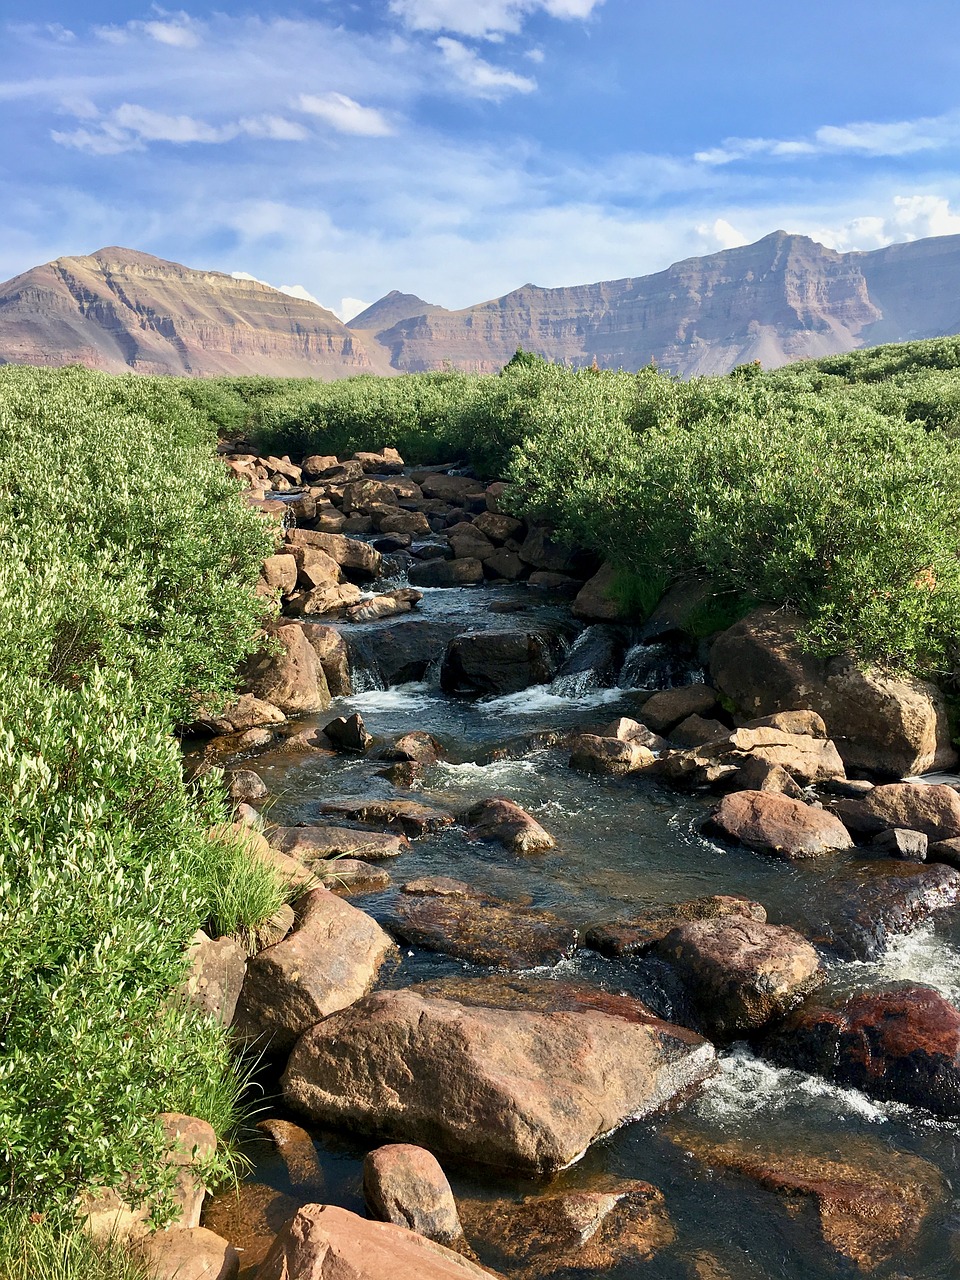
[695,218,749,251]
[241,115,309,142]
[142,19,199,49]
[278,283,322,305]
[696,112,960,166]
[53,102,311,154]
[113,103,231,144]
[436,38,536,98]
[810,195,960,252]
[337,297,372,322]
[297,93,394,137]
[390,0,603,38]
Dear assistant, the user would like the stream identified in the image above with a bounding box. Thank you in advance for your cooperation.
[206,554,960,1279]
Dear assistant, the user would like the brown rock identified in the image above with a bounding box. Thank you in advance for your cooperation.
[300,623,351,696]
[672,1131,941,1271]
[462,797,556,853]
[352,447,405,473]
[364,1144,465,1246]
[179,931,246,1026]
[283,985,716,1173]
[482,548,527,580]
[928,835,960,868]
[260,553,298,595]
[671,714,729,747]
[586,895,767,958]
[253,1203,497,1280]
[322,712,374,753]
[302,454,339,479]
[441,630,562,695]
[652,916,823,1035]
[286,582,364,618]
[317,798,455,838]
[709,790,854,858]
[572,563,632,621]
[389,878,578,968]
[710,608,957,778]
[285,529,383,581]
[273,825,409,861]
[473,511,525,543]
[641,684,719,733]
[833,781,960,841]
[201,727,274,767]
[233,888,396,1052]
[202,695,286,736]
[733,757,806,798]
[409,557,485,587]
[316,858,392,895]
[341,478,400,513]
[596,716,667,749]
[250,904,296,951]
[256,1119,325,1196]
[462,1181,674,1278]
[420,473,486,503]
[242,623,331,716]
[136,1227,239,1280]
[292,545,343,591]
[378,509,432,536]
[568,734,655,776]
[742,709,829,737]
[519,527,592,576]
[346,588,423,623]
[700,725,846,786]
[872,826,928,860]
[380,731,444,766]
[226,768,268,804]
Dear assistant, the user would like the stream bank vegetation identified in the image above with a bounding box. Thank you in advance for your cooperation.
[3,333,960,1270]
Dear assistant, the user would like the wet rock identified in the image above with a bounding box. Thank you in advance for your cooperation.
[671,1131,941,1272]
[322,712,374,753]
[379,731,444,766]
[928,835,960,868]
[256,1118,325,1195]
[449,525,495,560]
[520,527,594,577]
[409,557,485,587]
[821,776,876,799]
[345,617,462,685]
[672,714,729,747]
[709,607,957,778]
[655,750,739,790]
[373,532,413,553]
[462,797,556,853]
[233,887,396,1053]
[135,1227,239,1280]
[708,790,854,858]
[364,1144,466,1247]
[378,761,422,787]
[316,858,392,895]
[568,734,655,777]
[441,629,562,696]
[317,798,455,838]
[832,781,960,842]
[765,984,960,1117]
[254,1204,496,1280]
[179,931,246,1026]
[652,917,823,1035]
[462,1181,674,1279]
[379,509,432,536]
[640,683,719,733]
[285,529,383,582]
[389,877,578,969]
[797,859,960,960]
[273,825,410,861]
[226,768,267,804]
[242,622,331,716]
[301,623,351,696]
[586,895,767,958]
[345,587,423,623]
[528,571,580,594]
[283,983,715,1174]
[201,726,275,767]
[872,827,928,861]
[572,563,632,621]
[483,548,527,580]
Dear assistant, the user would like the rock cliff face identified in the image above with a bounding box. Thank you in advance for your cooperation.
[3,231,960,379]
[0,247,389,378]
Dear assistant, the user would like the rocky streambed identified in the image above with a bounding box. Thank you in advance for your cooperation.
[176,446,960,1280]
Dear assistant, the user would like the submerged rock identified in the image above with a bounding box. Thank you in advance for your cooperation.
[256,1119,325,1197]
[272,825,409,861]
[708,790,854,858]
[462,797,556,853]
[322,711,374,753]
[568,734,656,777]
[388,877,578,969]
[586,894,767,958]
[364,1144,466,1248]
[283,982,716,1174]
[317,798,455,838]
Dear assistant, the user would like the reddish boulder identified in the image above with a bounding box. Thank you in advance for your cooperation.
[364,1144,465,1247]
[586,895,766,958]
[709,790,854,858]
[641,684,719,734]
[833,782,960,842]
[462,797,556,853]
[242,623,331,716]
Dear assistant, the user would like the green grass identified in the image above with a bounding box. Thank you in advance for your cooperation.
[0,1213,152,1280]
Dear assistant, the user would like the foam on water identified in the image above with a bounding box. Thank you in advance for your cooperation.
[346,681,437,712]
[696,1043,891,1126]
[832,923,960,1005]
[434,759,545,784]
[479,684,626,717]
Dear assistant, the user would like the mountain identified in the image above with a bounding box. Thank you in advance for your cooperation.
[3,233,960,380]
[0,247,391,378]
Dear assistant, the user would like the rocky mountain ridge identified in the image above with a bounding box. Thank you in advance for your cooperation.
[2,231,960,379]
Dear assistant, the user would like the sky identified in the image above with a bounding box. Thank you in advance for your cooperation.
[1,1,959,320]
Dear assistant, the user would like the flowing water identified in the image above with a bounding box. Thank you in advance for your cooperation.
[208,566,960,1279]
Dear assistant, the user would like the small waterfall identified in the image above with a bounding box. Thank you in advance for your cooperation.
[549,625,628,697]
[342,632,387,693]
[618,641,704,691]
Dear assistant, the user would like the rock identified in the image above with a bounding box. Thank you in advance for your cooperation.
[928,835,960,869]
[211,821,317,893]
[373,532,413,553]
[301,623,352,696]
[462,798,556,853]
[420,473,486,503]
[388,878,578,968]
[136,1227,239,1280]
[568,734,655,776]
[698,725,846,787]
[797,859,960,960]
[317,859,392,895]
[733,757,806,798]
[742,709,829,737]
[346,588,423,623]
[341,479,400,513]
[200,727,274,768]
[322,712,374,753]
[283,983,715,1174]
[572,563,632,621]
[655,749,739,790]
[273,825,409,861]
[256,1118,326,1195]
[233,887,396,1053]
[708,790,854,858]
[482,548,527,580]
[317,798,455,838]
[379,731,444,766]
[379,509,432,536]
[227,768,267,804]
[440,630,562,696]
[286,582,364,618]
[528,571,580,594]
[586,895,767,958]
[833,782,960,841]
[285,529,383,582]
[409,557,485,587]
[462,1181,674,1279]
[872,827,928,860]
[179,931,246,1026]
[672,714,729,747]
[364,1145,465,1247]
[652,917,823,1036]
[301,453,339,479]
[242,623,331,716]
[671,1131,941,1272]
[709,608,957,778]
[765,984,960,1117]
[292,545,343,591]
[353,446,405,473]
[641,684,719,734]
[520,527,593,577]
[474,511,525,543]
[250,904,295,951]
[597,716,668,751]
[202,694,286,736]
[253,1203,497,1280]
[259,553,298,595]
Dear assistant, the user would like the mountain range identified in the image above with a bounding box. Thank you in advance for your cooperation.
[2,231,960,381]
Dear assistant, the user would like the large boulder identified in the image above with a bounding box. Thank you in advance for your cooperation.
[242,623,331,716]
[652,917,822,1036]
[586,895,766,959]
[409,558,485,587]
[641,684,719,734]
[765,984,960,1116]
[286,529,383,582]
[233,888,396,1052]
[440,630,562,696]
[363,1144,466,1248]
[708,791,854,859]
[388,878,578,969]
[301,624,351,696]
[135,1228,239,1280]
[568,734,655,777]
[254,1204,497,1280]
[572,563,632,621]
[283,982,716,1174]
[832,782,960,842]
[462,798,556,853]
[179,931,246,1026]
[696,726,846,787]
[273,825,409,861]
[709,608,957,778]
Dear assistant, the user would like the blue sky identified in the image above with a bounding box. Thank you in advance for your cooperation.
[1,1,959,318]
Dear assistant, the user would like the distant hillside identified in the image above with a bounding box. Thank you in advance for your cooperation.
[3,232,960,379]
